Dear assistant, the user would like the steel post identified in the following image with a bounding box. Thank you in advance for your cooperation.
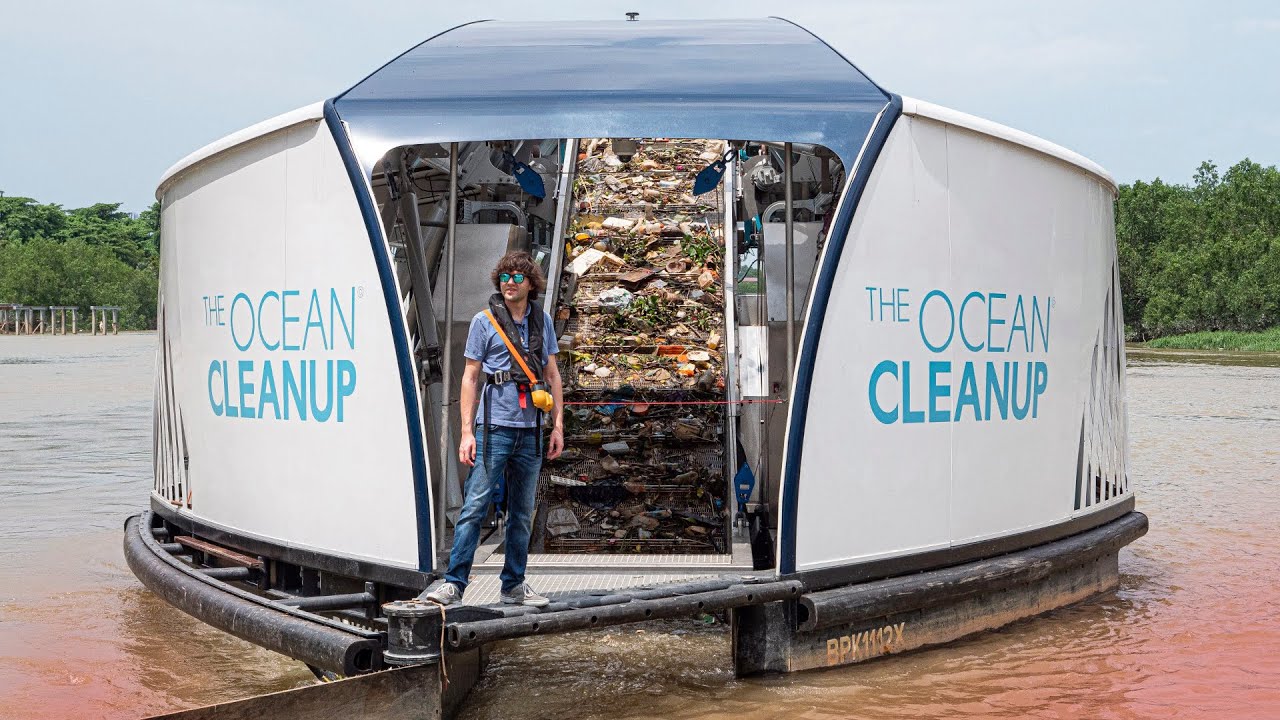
[784,142,795,396]
[437,142,459,569]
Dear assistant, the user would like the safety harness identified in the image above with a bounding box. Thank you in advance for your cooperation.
[480,294,553,508]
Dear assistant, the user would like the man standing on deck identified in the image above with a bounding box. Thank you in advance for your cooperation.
[426,251,563,607]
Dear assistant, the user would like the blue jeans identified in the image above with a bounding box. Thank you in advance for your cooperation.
[444,426,541,594]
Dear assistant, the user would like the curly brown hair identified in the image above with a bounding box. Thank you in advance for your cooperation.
[491,251,547,300]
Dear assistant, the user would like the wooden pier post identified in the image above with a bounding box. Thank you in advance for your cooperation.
[1,305,116,335]
[50,306,73,335]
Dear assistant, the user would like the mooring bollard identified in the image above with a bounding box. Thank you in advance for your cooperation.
[382,598,443,666]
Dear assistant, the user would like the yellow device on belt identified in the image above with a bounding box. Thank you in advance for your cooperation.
[484,309,555,413]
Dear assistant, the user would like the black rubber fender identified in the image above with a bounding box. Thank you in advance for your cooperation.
[123,512,382,676]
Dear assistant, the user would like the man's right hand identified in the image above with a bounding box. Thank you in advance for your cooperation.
[459,432,477,466]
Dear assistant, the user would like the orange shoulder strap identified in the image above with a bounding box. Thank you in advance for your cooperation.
[484,309,540,381]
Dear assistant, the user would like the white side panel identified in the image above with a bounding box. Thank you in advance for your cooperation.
[159,119,423,568]
[945,124,1092,541]
[795,118,953,569]
[793,114,1125,572]
[157,102,325,197]
[900,97,1116,193]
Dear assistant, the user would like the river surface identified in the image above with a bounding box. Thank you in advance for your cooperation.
[1,334,1277,719]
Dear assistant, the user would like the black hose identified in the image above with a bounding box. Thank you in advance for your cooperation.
[447,579,801,651]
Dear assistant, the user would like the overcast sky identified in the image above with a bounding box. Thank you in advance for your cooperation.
[2,0,1276,212]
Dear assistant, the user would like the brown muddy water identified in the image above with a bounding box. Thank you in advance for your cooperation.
[1,334,1278,719]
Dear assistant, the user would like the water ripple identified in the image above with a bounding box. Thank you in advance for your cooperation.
[2,337,1279,718]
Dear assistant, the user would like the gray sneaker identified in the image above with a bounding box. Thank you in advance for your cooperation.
[500,582,550,607]
[424,582,461,605]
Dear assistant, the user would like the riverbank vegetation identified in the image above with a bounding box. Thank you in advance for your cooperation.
[0,198,159,330]
[1117,159,1280,340]
[1142,326,1280,352]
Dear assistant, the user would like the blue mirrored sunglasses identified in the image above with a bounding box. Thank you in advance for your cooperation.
[498,272,527,284]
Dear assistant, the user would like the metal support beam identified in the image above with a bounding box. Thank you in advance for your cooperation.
[201,566,253,581]
[437,142,459,569]
[543,138,578,317]
[276,592,377,613]
[784,142,795,396]
[720,150,743,524]
[446,579,801,651]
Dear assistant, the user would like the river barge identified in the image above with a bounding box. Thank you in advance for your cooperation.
[124,17,1146,719]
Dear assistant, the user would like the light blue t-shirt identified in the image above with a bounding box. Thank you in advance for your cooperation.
[465,305,559,428]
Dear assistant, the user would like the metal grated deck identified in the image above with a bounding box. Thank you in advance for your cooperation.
[459,571,725,606]
[485,551,740,567]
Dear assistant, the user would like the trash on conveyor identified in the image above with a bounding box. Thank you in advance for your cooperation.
[546,505,582,537]
[597,287,635,312]
[537,138,731,556]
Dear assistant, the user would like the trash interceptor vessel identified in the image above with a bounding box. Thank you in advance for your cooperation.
[125,17,1146,718]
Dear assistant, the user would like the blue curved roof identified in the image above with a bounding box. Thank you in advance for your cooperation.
[332,18,892,169]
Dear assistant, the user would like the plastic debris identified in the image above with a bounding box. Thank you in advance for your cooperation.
[597,287,634,312]
[546,506,581,537]
[618,268,656,289]
[569,248,607,276]
[538,138,732,556]
[602,216,636,231]
[628,515,661,531]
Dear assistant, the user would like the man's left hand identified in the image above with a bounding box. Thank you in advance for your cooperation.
[547,427,564,460]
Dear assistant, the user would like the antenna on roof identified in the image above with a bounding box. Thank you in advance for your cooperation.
[626,12,639,21]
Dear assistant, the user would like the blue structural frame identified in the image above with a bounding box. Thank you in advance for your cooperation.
[325,17,898,577]
[332,19,887,171]
[777,95,903,576]
[323,100,434,572]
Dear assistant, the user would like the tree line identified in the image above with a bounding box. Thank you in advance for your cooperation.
[1117,159,1280,339]
[2,157,1277,336]
[0,197,160,330]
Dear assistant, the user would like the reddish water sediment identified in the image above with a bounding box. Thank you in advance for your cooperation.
[1,336,1277,719]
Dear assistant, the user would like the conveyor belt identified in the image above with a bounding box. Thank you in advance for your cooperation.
[540,137,734,558]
